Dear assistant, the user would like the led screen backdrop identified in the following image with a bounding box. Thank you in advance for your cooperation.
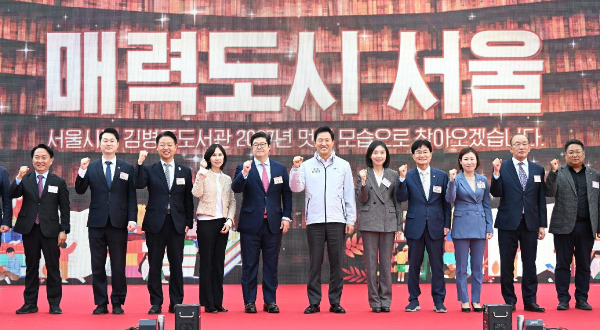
[0,0,599,285]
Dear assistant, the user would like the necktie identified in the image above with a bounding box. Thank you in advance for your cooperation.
[105,161,112,189]
[36,175,43,224]
[420,171,429,200]
[518,162,527,191]
[261,162,269,216]
[164,163,172,190]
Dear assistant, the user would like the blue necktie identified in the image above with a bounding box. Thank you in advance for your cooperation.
[517,162,527,191]
[105,161,112,189]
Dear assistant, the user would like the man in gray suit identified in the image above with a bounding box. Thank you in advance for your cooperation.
[546,139,600,311]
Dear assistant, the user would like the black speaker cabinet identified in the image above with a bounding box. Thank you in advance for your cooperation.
[139,319,157,330]
[175,304,200,330]
[483,304,512,330]
[525,319,544,330]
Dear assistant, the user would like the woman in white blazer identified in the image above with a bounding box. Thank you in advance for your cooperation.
[192,144,236,313]
[445,147,493,313]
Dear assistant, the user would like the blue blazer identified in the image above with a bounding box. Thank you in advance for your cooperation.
[490,159,547,231]
[232,160,292,235]
[445,172,493,239]
[75,159,137,228]
[396,167,451,240]
[0,166,12,227]
[136,161,194,234]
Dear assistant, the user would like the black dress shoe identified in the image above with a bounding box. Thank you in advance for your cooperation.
[168,304,175,313]
[263,302,280,313]
[148,305,161,314]
[557,301,569,310]
[49,305,62,314]
[461,305,471,313]
[371,307,381,313]
[93,304,108,315]
[112,304,124,315]
[244,302,257,313]
[329,304,346,313]
[16,304,38,314]
[575,300,592,311]
[304,304,320,314]
[471,303,483,313]
[216,306,228,312]
[380,306,390,313]
[524,303,545,313]
[204,306,218,313]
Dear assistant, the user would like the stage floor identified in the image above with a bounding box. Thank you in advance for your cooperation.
[0,283,597,329]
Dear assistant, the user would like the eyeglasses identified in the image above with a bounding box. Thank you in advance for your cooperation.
[512,142,529,148]
[414,150,430,155]
[567,150,583,156]
[252,142,268,149]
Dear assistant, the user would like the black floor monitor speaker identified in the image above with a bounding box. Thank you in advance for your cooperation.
[139,319,157,330]
[483,304,512,330]
[175,304,200,330]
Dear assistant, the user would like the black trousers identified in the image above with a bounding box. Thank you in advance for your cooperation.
[306,222,345,305]
[22,224,61,306]
[145,214,185,306]
[406,224,446,304]
[89,221,128,306]
[197,218,228,308]
[554,221,594,303]
[498,218,539,305]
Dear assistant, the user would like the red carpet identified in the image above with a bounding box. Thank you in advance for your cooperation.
[0,283,597,329]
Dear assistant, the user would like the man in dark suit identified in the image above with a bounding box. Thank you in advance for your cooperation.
[491,133,547,313]
[396,139,451,313]
[232,131,292,314]
[10,144,70,315]
[546,139,600,311]
[0,165,12,234]
[136,131,194,315]
[75,128,137,315]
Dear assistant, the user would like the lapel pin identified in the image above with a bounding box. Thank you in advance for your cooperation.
[178,167,181,171]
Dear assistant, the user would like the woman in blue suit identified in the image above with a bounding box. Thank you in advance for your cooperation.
[445,147,493,313]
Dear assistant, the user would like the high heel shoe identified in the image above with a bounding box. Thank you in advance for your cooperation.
[471,303,483,313]
[461,303,471,313]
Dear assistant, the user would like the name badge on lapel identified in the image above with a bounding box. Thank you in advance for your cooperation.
[176,178,185,185]
[120,172,129,181]
[48,185,58,193]
[382,178,391,188]
[274,176,283,184]
[593,181,599,189]
[432,185,442,194]
[477,181,486,189]
[534,175,541,183]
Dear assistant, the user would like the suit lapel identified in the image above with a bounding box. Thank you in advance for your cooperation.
[368,168,386,203]
[251,161,266,193]
[457,173,477,202]
[559,165,577,195]
[112,160,123,190]
[153,162,170,191]
[95,161,109,190]
[505,160,523,190]
[40,174,51,199]
[409,170,427,201]
[172,163,183,192]
[27,173,41,200]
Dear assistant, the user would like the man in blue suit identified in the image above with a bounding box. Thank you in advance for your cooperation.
[75,128,137,315]
[232,131,292,314]
[0,165,12,235]
[396,139,451,313]
[136,131,194,315]
[491,133,547,313]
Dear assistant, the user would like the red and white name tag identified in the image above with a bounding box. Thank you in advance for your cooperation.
[534,175,541,182]
[274,176,283,184]
[48,185,58,193]
[593,181,599,189]
[176,178,185,185]
[382,178,391,188]
[432,185,442,194]
[120,172,129,181]
[477,181,486,189]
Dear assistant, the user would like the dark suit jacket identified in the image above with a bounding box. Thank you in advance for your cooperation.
[545,164,600,237]
[356,168,402,232]
[396,167,451,240]
[75,159,137,228]
[231,160,292,235]
[0,166,12,227]
[10,172,70,237]
[136,161,194,235]
[490,159,547,231]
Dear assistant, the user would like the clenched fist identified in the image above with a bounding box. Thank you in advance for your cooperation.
[199,159,208,169]
[492,158,502,176]
[80,157,91,170]
[138,150,148,164]
[398,164,407,179]
[293,156,304,169]
[448,169,457,181]
[550,159,559,172]
[17,166,29,180]
[242,160,252,176]
[359,169,367,185]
